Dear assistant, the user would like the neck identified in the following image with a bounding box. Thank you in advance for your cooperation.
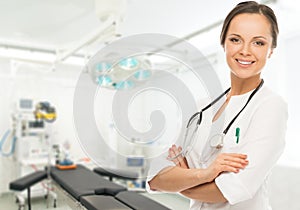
[229,75,262,96]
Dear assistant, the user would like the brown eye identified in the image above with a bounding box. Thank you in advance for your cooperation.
[229,37,240,43]
[254,41,265,46]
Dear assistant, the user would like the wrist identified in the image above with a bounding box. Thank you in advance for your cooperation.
[196,168,211,184]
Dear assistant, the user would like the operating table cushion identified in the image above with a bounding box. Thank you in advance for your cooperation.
[9,170,47,191]
[94,187,125,196]
[115,191,171,210]
[50,164,126,200]
[93,167,139,180]
[80,195,132,210]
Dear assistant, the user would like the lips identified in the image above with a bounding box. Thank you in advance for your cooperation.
[236,59,255,65]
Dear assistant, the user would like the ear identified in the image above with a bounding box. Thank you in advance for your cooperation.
[268,49,274,58]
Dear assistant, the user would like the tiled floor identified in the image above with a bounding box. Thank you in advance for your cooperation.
[0,191,190,210]
[0,192,71,210]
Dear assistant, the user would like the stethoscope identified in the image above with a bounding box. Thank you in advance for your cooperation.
[168,79,264,161]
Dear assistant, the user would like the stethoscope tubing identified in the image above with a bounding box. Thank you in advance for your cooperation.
[167,79,264,161]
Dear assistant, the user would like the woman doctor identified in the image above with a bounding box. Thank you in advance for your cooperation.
[147,1,288,210]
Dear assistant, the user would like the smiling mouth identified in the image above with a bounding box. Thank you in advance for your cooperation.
[236,59,255,65]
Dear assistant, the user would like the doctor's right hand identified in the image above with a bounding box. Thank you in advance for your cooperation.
[205,153,249,182]
[168,144,189,169]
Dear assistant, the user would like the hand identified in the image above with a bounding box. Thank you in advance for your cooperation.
[167,144,189,169]
[205,153,248,182]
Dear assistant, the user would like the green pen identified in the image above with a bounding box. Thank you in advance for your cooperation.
[235,127,240,144]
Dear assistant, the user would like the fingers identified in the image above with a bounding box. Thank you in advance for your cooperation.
[218,153,248,165]
[168,146,178,162]
[177,146,183,155]
[216,153,249,172]
[207,153,248,176]
[167,145,184,165]
[218,153,247,160]
[219,164,241,173]
[168,145,190,169]
[221,160,245,173]
[168,145,181,160]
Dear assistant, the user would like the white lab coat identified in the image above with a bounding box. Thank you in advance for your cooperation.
[147,85,288,210]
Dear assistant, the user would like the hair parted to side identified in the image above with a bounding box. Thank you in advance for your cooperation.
[220,1,279,48]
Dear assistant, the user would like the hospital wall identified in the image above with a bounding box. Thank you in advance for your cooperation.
[0,31,300,209]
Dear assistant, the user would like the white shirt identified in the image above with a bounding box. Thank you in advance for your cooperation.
[147,85,288,210]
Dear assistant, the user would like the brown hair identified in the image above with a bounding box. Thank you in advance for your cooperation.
[220,1,279,48]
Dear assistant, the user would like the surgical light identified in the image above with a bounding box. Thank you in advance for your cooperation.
[114,80,135,90]
[134,69,151,80]
[90,56,152,90]
[96,62,112,72]
[96,75,112,86]
[118,57,139,70]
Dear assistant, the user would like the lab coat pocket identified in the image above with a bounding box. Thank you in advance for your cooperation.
[222,136,243,152]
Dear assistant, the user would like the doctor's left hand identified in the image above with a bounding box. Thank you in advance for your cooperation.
[168,144,189,169]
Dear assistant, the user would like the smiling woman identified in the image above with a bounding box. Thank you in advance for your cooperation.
[147,2,288,210]
[224,13,273,93]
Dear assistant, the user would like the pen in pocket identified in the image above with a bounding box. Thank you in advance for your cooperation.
[235,127,240,144]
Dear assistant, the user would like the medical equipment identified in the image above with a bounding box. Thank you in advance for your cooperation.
[125,156,146,189]
[54,141,77,170]
[90,56,152,90]
[168,79,264,161]
[34,101,56,123]
[0,129,17,157]
[18,98,34,112]
[13,100,56,161]
[11,99,57,209]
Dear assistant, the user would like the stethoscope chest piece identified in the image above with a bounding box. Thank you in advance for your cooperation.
[209,133,224,149]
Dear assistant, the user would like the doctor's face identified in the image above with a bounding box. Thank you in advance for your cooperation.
[224,13,274,80]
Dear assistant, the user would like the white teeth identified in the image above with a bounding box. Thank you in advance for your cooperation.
[238,60,252,65]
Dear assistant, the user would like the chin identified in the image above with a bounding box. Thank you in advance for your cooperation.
[231,72,261,80]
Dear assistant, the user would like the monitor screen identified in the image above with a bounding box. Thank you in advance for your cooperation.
[19,99,33,110]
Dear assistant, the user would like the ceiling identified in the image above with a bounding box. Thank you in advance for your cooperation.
[0,0,298,64]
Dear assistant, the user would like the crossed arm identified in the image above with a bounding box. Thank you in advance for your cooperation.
[181,181,226,203]
[148,145,248,203]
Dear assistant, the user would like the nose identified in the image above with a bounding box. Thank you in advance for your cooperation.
[239,43,251,56]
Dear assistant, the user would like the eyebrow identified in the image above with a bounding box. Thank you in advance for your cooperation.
[228,33,268,40]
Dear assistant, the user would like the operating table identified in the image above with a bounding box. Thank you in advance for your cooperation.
[9,164,171,210]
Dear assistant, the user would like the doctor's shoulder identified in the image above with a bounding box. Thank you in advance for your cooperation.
[196,97,211,110]
[251,85,288,119]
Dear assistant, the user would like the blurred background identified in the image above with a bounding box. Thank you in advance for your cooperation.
[0,0,299,209]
